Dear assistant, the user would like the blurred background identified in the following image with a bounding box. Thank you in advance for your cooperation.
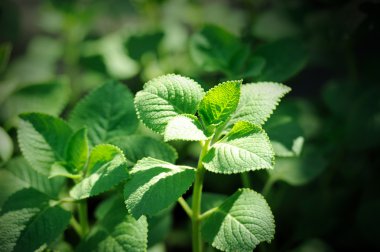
[0,0,379,251]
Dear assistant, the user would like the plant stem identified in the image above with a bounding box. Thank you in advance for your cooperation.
[178,196,193,218]
[192,139,211,252]
[241,172,252,188]
[199,207,217,221]
[70,217,82,237]
[78,200,89,237]
[262,178,275,197]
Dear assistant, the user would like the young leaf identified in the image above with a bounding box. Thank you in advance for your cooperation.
[69,81,138,145]
[198,80,242,126]
[164,115,210,142]
[1,80,70,125]
[0,188,71,252]
[77,199,148,252]
[3,157,65,199]
[70,144,129,200]
[227,82,291,128]
[110,135,178,164]
[124,157,195,218]
[203,121,274,174]
[255,38,308,82]
[268,146,327,186]
[202,189,275,252]
[134,74,204,134]
[0,127,13,164]
[18,113,73,175]
[65,128,89,172]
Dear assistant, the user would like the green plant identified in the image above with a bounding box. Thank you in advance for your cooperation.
[0,74,290,252]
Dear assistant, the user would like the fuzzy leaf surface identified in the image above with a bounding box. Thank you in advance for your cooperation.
[0,188,71,252]
[203,122,274,174]
[227,83,291,128]
[18,113,73,175]
[202,189,275,252]
[2,157,64,200]
[198,80,242,126]
[124,157,195,218]
[110,135,177,164]
[164,115,210,142]
[69,81,138,145]
[77,198,148,252]
[134,74,204,134]
[65,128,89,172]
[70,144,129,199]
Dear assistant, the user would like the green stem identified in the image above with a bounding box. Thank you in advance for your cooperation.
[78,200,89,237]
[178,196,193,218]
[199,207,217,221]
[70,216,82,237]
[192,139,211,252]
[241,173,252,188]
[262,178,275,197]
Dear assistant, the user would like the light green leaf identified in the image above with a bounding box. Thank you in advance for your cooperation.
[69,81,138,145]
[65,128,89,172]
[77,197,148,252]
[18,113,73,175]
[70,144,129,199]
[0,188,71,252]
[0,127,13,164]
[1,157,64,202]
[264,114,304,157]
[202,189,275,252]
[134,74,204,134]
[268,146,327,186]
[255,38,308,82]
[164,115,210,142]
[227,82,291,128]
[198,80,242,126]
[124,157,195,218]
[1,80,70,126]
[203,122,274,174]
[110,135,177,164]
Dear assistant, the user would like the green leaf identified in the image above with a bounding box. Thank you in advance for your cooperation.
[125,31,164,61]
[202,189,275,252]
[69,80,138,145]
[78,198,148,252]
[198,80,242,126]
[18,113,73,175]
[264,113,304,157]
[227,82,291,128]
[70,144,129,199]
[189,25,247,72]
[2,157,65,201]
[0,127,13,164]
[134,74,204,134]
[110,135,178,164]
[0,188,71,252]
[255,38,308,82]
[147,208,172,247]
[164,115,210,142]
[203,122,274,174]
[65,128,89,172]
[124,157,195,218]
[1,80,70,126]
[268,146,327,186]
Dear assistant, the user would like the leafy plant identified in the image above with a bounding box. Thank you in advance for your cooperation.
[0,74,291,252]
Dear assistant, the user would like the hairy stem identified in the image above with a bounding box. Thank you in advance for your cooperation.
[78,200,89,237]
[241,173,252,188]
[178,196,193,218]
[192,139,211,252]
